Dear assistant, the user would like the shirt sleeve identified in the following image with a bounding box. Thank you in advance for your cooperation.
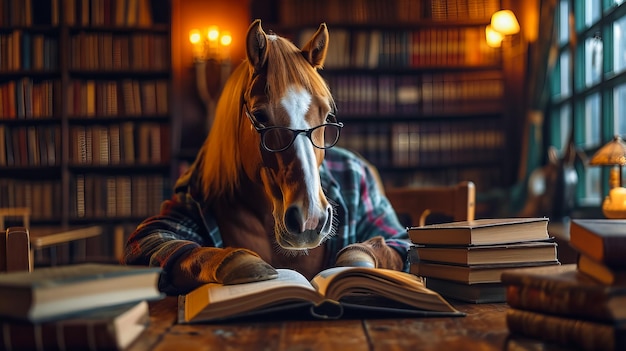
[122,187,221,294]
[354,160,411,270]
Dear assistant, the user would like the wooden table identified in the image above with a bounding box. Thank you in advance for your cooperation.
[127,297,569,351]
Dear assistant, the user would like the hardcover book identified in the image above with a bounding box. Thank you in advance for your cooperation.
[178,267,463,323]
[501,264,626,323]
[577,253,626,286]
[410,260,559,284]
[506,308,626,351]
[0,300,149,351]
[0,263,163,322]
[570,219,626,268]
[425,278,506,303]
[408,217,549,245]
[412,240,557,265]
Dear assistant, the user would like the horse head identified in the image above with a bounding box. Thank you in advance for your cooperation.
[200,20,339,252]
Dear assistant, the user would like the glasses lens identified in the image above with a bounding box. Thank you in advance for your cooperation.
[316,124,340,148]
[262,128,294,151]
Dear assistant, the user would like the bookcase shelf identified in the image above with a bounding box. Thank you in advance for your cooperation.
[0,0,173,230]
[252,0,510,192]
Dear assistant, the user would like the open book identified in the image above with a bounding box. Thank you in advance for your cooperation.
[178,266,462,323]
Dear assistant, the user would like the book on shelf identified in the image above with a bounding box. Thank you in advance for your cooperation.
[501,264,626,324]
[0,300,149,351]
[178,266,463,323]
[424,278,506,303]
[408,218,549,246]
[410,260,560,284]
[506,308,626,351]
[570,219,626,268]
[0,263,163,322]
[577,253,626,286]
[412,240,557,265]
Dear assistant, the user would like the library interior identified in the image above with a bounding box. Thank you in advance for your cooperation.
[1,1,626,350]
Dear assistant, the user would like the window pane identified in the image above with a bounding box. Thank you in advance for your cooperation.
[560,50,571,97]
[584,93,601,147]
[582,167,602,205]
[585,34,603,86]
[559,104,572,150]
[559,0,569,45]
[615,83,626,136]
[585,0,601,27]
[614,16,626,74]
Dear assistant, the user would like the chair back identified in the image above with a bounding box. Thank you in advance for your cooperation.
[1,227,32,272]
[385,181,476,227]
[0,207,31,232]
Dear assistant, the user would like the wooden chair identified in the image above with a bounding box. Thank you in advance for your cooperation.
[385,181,476,227]
[0,227,32,273]
[0,207,31,232]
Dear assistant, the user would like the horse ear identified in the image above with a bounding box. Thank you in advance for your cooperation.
[301,23,329,68]
[246,19,269,73]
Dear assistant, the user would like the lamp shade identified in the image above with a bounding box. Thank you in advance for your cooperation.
[485,25,503,47]
[490,10,520,36]
[589,135,626,166]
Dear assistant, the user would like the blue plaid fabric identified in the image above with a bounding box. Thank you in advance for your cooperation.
[123,147,410,294]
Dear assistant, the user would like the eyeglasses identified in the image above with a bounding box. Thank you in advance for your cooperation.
[243,102,343,153]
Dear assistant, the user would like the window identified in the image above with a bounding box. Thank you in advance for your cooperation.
[549,0,626,207]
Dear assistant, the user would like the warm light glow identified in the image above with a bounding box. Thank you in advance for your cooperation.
[189,29,201,44]
[207,26,220,42]
[220,31,232,47]
[485,25,503,48]
[490,10,520,36]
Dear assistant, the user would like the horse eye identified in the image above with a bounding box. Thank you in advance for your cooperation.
[253,111,270,124]
[326,112,337,123]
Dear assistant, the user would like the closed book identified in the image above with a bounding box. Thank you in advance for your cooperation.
[0,263,163,322]
[501,264,626,323]
[425,278,506,303]
[570,219,626,268]
[506,308,626,351]
[578,253,626,286]
[413,241,557,265]
[410,260,559,284]
[0,300,149,351]
[408,218,549,245]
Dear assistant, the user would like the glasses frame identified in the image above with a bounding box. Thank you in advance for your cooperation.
[243,102,344,153]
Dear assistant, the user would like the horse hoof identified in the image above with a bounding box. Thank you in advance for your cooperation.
[218,252,278,285]
[335,247,376,268]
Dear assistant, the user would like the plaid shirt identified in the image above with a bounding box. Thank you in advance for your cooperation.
[123,147,410,294]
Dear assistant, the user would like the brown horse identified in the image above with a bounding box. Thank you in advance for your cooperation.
[167,20,402,291]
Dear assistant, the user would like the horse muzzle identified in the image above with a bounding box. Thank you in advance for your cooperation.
[278,204,333,249]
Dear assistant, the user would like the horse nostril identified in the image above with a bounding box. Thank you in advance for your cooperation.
[284,206,304,234]
[321,206,332,233]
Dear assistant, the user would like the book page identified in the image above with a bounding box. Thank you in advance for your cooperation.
[206,269,315,303]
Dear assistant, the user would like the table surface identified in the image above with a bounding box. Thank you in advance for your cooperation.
[28,225,103,249]
[127,297,570,351]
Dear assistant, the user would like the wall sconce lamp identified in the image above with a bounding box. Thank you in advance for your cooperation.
[189,26,233,131]
[486,10,520,48]
[189,26,232,62]
[589,135,626,218]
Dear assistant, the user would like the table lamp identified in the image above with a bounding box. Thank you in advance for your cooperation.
[589,135,626,218]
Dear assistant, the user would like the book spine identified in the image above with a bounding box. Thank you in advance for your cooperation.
[505,284,616,323]
[506,308,624,351]
[0,321,118,350]
[604,239,626,268]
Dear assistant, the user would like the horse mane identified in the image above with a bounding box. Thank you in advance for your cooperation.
[197,34,335,200]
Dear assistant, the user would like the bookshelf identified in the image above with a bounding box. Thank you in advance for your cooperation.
[0,0,172,239]
[251,0,513,195]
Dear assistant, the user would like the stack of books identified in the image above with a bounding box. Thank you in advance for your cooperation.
[408,217,560,303]
[569,219,626,286]
[500,219,626,350]
[501,264,626,351]
[0,263,163,350]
